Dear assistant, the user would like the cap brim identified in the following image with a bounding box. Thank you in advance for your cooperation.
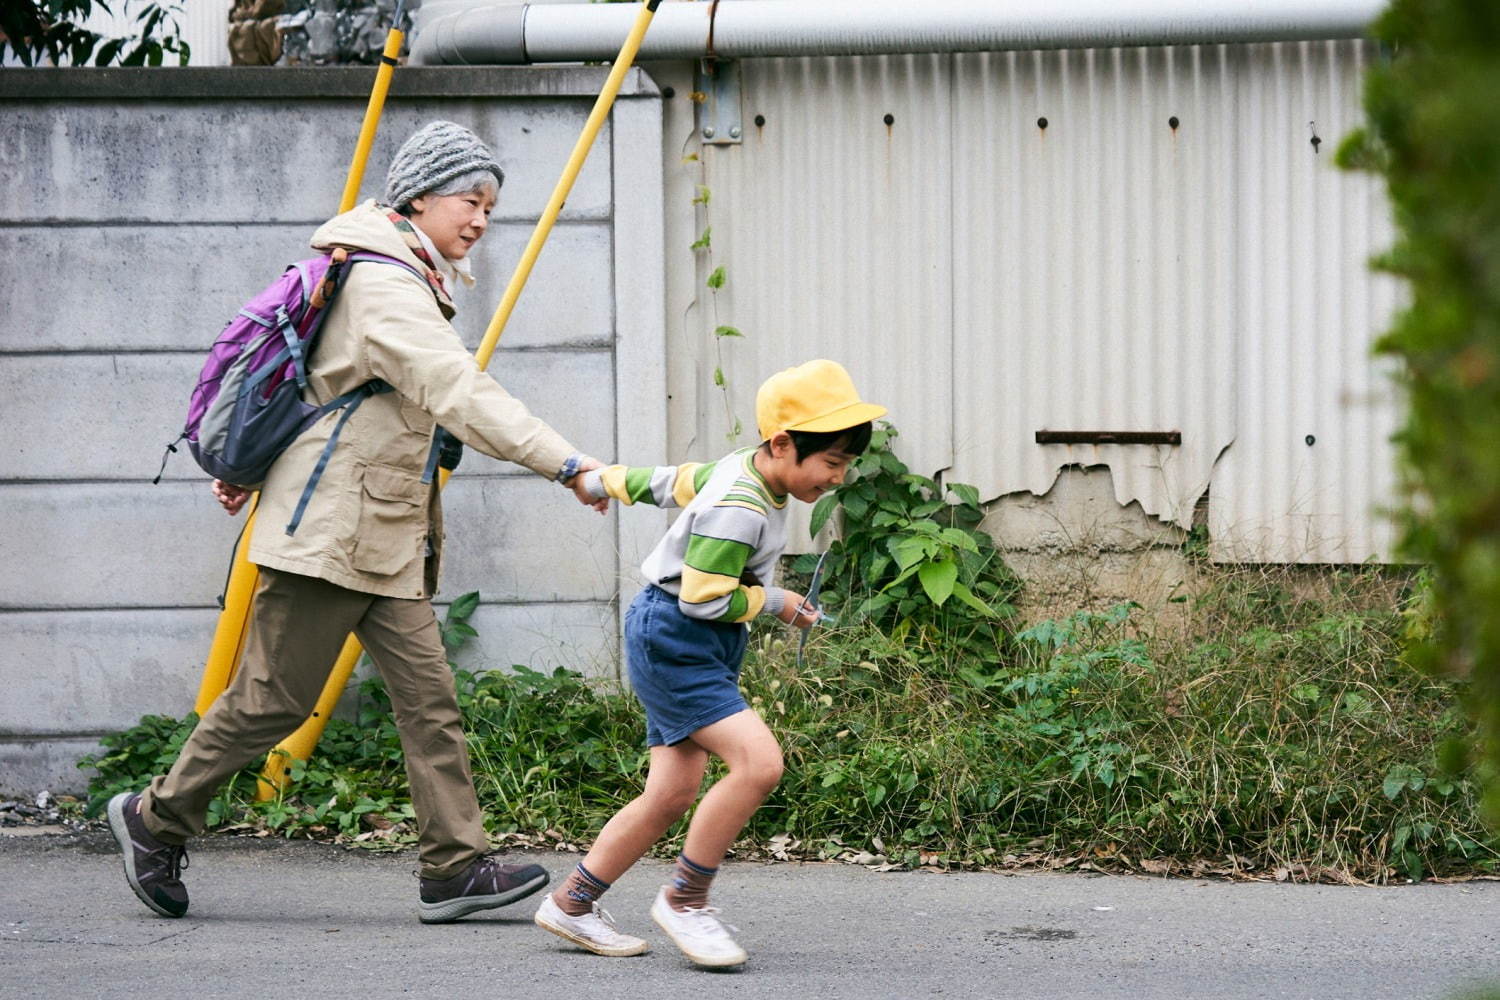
[786,402,888,435]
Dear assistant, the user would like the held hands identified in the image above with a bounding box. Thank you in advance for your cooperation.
[777,589,822,629]
[567,456,609,514]
[211,479,251,516]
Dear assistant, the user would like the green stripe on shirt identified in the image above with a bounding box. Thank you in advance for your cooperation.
[720,490,768,514]
[624,467,659,505]
[684,534,755,578]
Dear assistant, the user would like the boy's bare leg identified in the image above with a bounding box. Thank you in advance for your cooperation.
[678,709,784,877]
[550,740,708,917]
[535,746,705,957]
[586,741,708,881]
[645,709,781,968]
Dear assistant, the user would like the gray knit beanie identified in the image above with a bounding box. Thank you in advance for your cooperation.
[384,120,505,211]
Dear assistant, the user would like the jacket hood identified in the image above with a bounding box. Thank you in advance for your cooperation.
[311,200,456,316]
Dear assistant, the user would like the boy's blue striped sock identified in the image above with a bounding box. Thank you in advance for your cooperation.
[664,853,718,911]
[554,862,610,916]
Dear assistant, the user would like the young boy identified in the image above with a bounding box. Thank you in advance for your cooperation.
[533,359,885,968]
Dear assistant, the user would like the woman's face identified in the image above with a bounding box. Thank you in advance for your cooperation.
[405,188,496,261]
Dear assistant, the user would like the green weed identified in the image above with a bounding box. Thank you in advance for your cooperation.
[747,567,1494,881]
[81,569,1493,881]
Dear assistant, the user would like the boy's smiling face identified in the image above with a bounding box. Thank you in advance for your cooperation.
[756,432,857,504]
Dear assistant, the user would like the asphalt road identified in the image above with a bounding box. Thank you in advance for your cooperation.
[2,830,1497,1000]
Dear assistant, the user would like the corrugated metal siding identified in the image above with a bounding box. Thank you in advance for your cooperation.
[687,40,1401,561]
[950,44,1238,532]
[695,54,955,550]
[1210,40,1403,563]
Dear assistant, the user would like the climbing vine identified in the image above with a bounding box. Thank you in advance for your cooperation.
[684,146,746,442]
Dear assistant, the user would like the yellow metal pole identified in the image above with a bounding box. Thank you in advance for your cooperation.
[472,6,663,371]
[196,13,409,723]
[193,496,259,716]
[340,25,407,213]
[256,0,664,798]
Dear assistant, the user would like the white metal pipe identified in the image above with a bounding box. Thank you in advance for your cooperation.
[411,0,1383,66]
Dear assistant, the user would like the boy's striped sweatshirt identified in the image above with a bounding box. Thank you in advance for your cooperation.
[584,448,789,622]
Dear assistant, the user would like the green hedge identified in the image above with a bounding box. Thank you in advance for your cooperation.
[1339,0,1500,819]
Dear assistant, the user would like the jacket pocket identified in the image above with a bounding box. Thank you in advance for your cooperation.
[351,465,425,576]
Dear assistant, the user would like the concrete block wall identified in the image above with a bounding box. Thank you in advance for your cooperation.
[0,67,667,794]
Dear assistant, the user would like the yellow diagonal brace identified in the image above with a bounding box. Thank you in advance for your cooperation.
[257,0,663,798]
[341,27,407,213]
[193,496,259,715]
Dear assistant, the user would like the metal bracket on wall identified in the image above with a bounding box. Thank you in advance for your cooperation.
[696,59,742,144]
[1035,430,1182,445]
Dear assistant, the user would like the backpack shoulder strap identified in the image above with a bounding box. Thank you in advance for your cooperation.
[346,251,427,283]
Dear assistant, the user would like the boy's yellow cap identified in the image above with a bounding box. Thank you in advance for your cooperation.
[755,359,887,442]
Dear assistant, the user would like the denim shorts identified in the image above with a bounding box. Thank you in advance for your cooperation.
[625,584,750,747]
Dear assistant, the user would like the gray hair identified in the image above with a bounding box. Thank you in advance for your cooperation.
[423,168,500,201]
[395,169,500,217]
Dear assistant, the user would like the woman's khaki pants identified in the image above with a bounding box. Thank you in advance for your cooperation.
[140,566,488,879]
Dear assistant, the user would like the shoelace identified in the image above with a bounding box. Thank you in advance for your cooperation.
[472,855,500,889]
[414,854,521,896]
[589,903,624,932]
[474,855,536,891]
[676,905,739,939]
[150,843,189,881]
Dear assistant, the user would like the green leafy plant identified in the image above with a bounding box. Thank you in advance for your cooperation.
[1,1,191,67]
[794,422,1021,658]
[459,664,644,837]
[77,712,200,817]
[684,171,746,441]
[748,568,1495,880]
[440,590,481,653]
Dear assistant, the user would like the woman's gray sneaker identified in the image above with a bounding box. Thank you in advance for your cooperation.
[107,792,190,918]
[418,854,549,923]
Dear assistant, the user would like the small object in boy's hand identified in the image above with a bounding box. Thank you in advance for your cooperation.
[796,550,830,666]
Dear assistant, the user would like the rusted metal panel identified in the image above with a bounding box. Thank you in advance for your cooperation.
[950,44,1239,534]
[678,40,1401,561]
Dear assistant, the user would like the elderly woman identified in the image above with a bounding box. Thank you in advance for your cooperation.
[109,121,604,923]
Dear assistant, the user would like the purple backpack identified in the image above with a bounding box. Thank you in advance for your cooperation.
[157,247,422,535]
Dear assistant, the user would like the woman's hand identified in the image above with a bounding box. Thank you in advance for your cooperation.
[569,456,609,514]
[211,479,251,516]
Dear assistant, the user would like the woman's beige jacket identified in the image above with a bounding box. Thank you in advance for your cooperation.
[248,201,575,599]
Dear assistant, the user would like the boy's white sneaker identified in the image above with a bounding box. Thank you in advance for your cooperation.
[650,887,749,968]
[534,893,650,957]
